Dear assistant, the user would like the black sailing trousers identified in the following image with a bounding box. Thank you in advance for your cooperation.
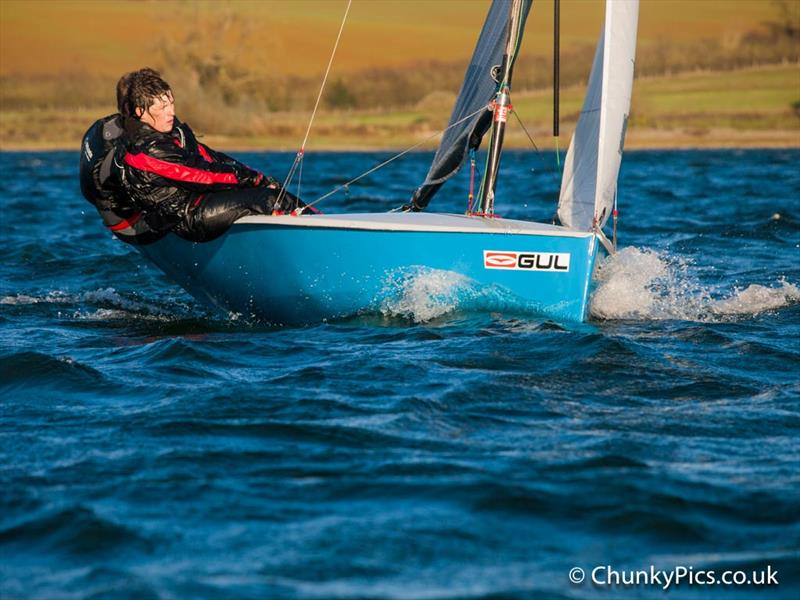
[174,187,305,242]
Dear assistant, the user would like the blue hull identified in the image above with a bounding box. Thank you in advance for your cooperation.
[138,214,598,324]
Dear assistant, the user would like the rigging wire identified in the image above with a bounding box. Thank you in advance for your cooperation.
[511,109,539,152]
[306,105,489,211]
[511,108,563,224]
[512,108,561,185]
[276,0,352,210]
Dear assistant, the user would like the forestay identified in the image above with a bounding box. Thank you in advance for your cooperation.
[409,0,533,211]
[557,0,639,231]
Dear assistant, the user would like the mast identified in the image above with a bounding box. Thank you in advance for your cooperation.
[554,0,560,138]
[478,0,526,215]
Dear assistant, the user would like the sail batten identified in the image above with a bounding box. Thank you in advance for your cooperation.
[557,0,639,231]
[410,0,532,211]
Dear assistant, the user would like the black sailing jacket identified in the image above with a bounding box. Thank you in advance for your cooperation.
[79,114,163,244]
[121,117,266,232]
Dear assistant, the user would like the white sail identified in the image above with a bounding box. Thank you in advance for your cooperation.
[557,0,639,231]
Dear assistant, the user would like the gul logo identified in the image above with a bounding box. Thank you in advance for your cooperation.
[484,250,571,272]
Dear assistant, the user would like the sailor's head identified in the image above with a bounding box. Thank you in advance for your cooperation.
[117,68,175,133]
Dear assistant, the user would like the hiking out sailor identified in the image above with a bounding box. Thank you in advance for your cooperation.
[118,68,309,242]
[79,70,162,244]
[80,68,306,244]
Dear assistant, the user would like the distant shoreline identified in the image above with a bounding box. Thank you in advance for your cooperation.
[3,129,798,153]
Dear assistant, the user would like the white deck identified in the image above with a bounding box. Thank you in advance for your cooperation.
[235,212,593,238]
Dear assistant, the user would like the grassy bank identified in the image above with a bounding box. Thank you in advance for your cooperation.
[1,64,797,152]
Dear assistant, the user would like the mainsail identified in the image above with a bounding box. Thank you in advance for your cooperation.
[557,0,639,231]
[409,0,533,211]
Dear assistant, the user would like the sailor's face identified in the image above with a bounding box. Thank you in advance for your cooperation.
[139,92,175,133]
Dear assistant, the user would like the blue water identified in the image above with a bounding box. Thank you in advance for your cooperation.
[1,149,799,599]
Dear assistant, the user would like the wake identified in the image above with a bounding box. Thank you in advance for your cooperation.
[590,247,800,321]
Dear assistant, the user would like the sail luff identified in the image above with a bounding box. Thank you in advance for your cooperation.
[594,0,638,229]
[557,0,639,231]
[556,27,605,229]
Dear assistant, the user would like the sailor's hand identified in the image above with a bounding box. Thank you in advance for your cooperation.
[265,177,281,190]
[241,170,264,187]
[255,174,281,189]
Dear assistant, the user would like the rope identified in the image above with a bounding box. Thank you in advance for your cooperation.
[306,105,488,209]
[277,0,352,209]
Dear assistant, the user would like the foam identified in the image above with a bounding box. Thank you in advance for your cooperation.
[1,291,71,305]
[71,308,172,322]
[379,267,474,322]
[711,282,800,315]
[590,246,799,322]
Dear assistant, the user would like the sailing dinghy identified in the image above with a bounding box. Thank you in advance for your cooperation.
[138,0,639,324]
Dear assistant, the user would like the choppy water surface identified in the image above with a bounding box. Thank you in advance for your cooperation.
[1,149,799,599]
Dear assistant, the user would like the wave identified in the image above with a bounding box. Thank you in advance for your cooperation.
[0,505,153,557]
[0,351,105,389]
[590,247,800,321]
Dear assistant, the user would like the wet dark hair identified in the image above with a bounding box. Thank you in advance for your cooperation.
[116,68,173,118]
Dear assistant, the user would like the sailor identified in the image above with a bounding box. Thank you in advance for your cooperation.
[79,70,163,244]
[118,68,306,242]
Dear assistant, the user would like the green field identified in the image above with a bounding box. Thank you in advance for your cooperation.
[514,64,800,132]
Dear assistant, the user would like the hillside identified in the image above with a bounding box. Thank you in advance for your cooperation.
[0,0,789,78]
[0,0,797,150]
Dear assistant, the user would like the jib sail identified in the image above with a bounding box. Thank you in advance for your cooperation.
[557,0,639,231]
[409,0,533,211]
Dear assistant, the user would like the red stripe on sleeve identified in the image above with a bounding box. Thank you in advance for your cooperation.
[197,144,213,163]
[124,152,238,185]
